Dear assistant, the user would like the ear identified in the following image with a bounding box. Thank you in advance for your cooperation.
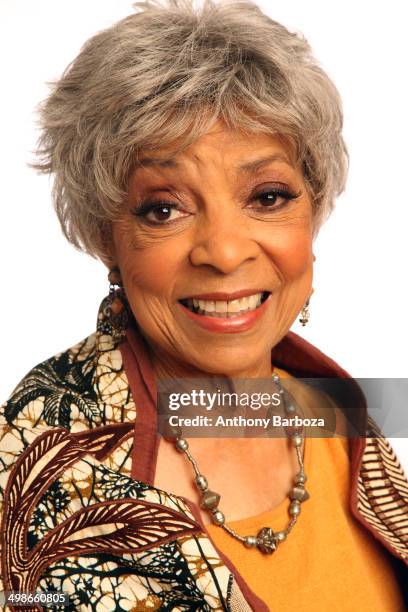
[99,250,117,270]
[98,224,118,270]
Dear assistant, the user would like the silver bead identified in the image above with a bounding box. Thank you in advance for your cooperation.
[285,403,296,414]
[289,500,301,516]
[175,438,189,452]
[295,471,307,484]
[212,510,225,525]
[273,374,280,383]
[289,486,309,502]
[289,485,304,501]
[279,388,285,395]
[195,474,208,491]
[292,435,302,447]
[244,535,258,548]
[275,531,287,543]
[200,490,221,510]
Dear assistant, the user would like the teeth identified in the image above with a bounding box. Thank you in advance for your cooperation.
[186,293,266,317]
[250,294,259,309]
[198,299,214,311]
[227,299,241,313]
[215,300,228,313]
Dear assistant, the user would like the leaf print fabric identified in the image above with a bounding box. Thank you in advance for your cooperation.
[0,296,241,611]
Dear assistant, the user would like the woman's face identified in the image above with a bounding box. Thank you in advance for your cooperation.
[111,122,314,377]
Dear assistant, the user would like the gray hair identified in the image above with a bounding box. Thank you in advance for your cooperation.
[34,0,348,258]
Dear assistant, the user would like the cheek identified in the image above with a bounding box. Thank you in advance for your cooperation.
[261,225,314,282]
[112,221,185,297]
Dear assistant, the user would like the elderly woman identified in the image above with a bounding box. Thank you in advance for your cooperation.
[1,1,407,610]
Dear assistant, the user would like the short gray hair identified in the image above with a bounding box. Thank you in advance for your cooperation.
[34,0,348,258]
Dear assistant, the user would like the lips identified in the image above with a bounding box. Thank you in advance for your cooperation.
[179,291,269,318]
[178,290,271,333]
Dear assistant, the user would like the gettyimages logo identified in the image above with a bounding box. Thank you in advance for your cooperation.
[157,377,336,439]
[166,387,282,411]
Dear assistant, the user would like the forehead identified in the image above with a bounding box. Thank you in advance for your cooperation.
[134,122,297,173]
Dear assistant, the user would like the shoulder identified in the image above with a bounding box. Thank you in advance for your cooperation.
[1,324,135,441]
[1,291,134,429]
[0,334,99,492]
[0,328,137,508]
[2,333,99,432]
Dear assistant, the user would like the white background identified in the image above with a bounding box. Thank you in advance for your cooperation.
[0,1,407,468]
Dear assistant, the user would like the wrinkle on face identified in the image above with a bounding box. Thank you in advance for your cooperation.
[111,121,314,378]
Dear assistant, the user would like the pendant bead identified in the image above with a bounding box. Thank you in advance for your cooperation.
[256,527,277,554]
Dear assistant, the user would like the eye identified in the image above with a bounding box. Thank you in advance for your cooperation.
[132,201,189,225]
[250,184,301,210]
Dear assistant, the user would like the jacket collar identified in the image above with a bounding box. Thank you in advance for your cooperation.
[120,323,368,484]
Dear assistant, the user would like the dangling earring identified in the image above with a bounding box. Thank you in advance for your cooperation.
[299,299,310,327]
[103,267,129,343]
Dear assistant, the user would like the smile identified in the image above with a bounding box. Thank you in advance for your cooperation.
[180,291,270,318]
[178,290,271,333]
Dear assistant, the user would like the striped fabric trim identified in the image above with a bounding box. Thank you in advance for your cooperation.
[356,417,408,562]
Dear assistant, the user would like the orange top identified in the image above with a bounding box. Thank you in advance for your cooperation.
[206,369,405,611]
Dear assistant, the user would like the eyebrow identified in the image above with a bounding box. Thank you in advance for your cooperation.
[135,153,294,172]
[238,154,295,173]
[135,157,179,169]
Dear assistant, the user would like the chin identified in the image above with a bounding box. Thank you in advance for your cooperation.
[186,345,270,378]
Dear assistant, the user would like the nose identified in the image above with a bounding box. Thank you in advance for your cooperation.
[189,216,261,274]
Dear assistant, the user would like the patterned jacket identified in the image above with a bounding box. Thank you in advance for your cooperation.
[1,295,407,611]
